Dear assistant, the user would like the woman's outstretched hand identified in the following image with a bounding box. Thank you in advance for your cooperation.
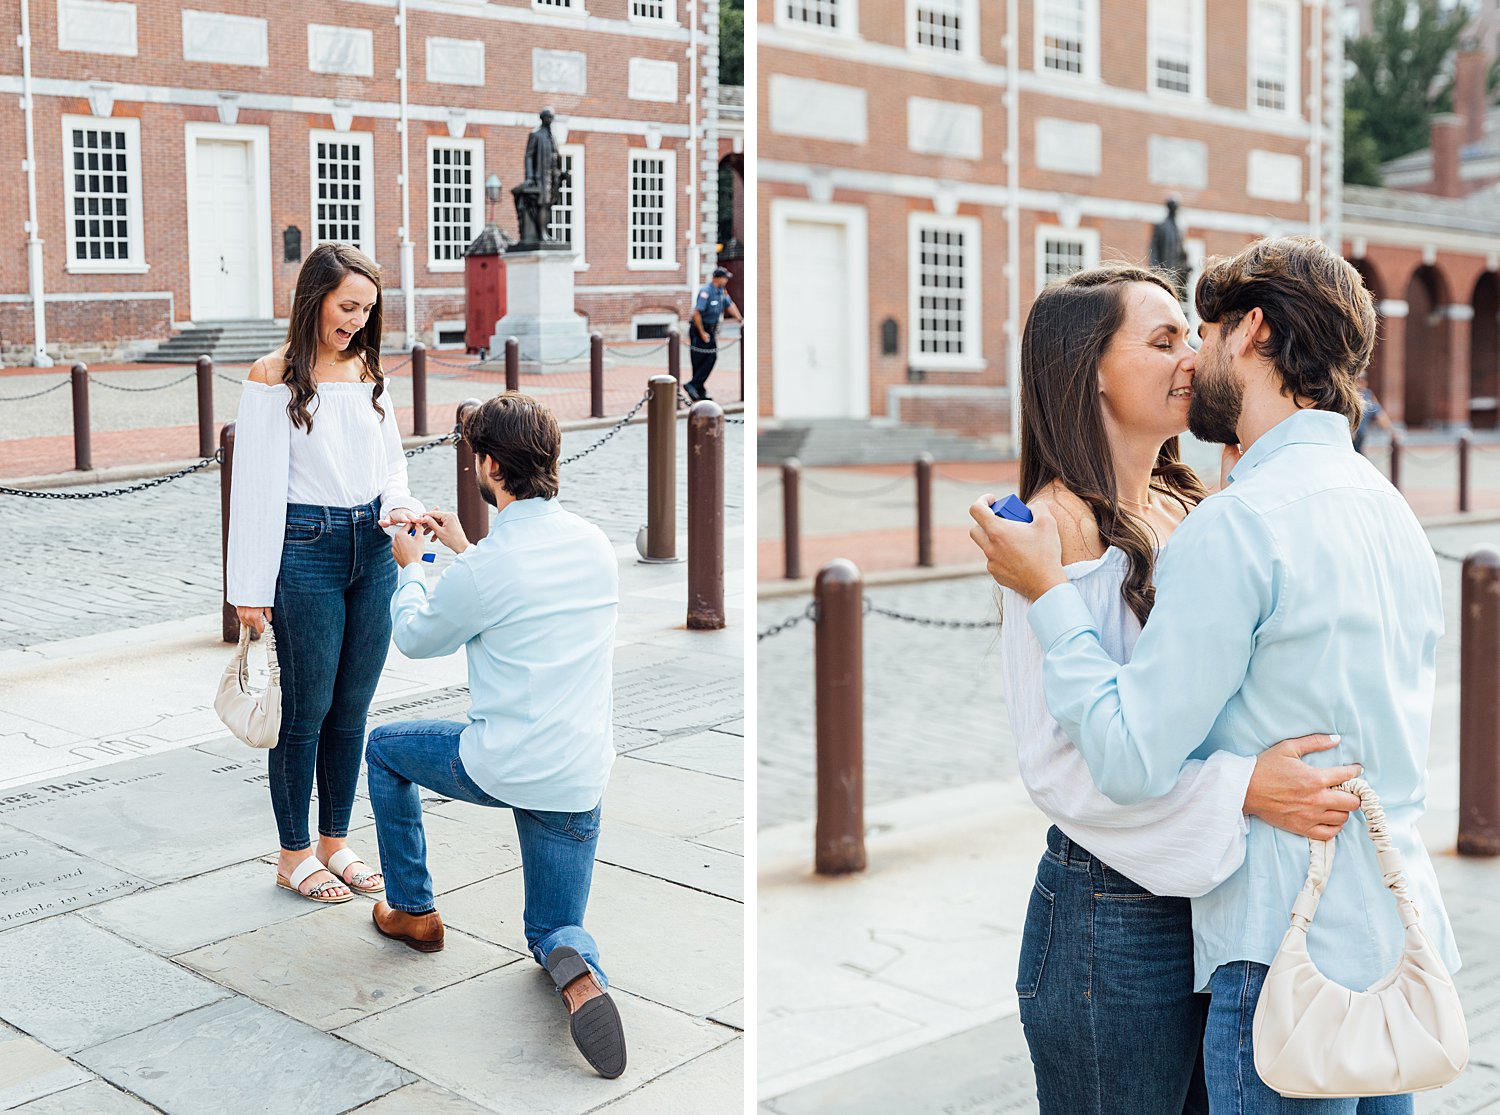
[236,606,272,634]
[1243,734,1363,841]
[420,506,470,555]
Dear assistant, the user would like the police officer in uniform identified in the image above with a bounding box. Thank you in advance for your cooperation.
[685,267,743,402]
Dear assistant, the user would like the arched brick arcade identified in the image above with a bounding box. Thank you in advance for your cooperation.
[1352,259,1386,402]
[1403,266,1452,429]
[1473,272,1500,431]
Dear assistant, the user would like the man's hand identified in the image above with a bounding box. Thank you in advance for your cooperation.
[966,495,1067,601]
[236,606,272,634]
[1244,734,1363,841]
[379,506,419,531]
[420,506,470,555]
[391,525,425,568]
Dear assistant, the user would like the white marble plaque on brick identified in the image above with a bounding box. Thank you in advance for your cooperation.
[1247,149,1303,202]
[533,48,586,94]
[1149,135,1207,189]
[308,24,374,77]
[182,11,268,67]
[769,75,867,145]
[426,37,485,86]
[629,58,679,103]
[907,97,982,161]
[58,0,137,56]
[1035,118,1100,176]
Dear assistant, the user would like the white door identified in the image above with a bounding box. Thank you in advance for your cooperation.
[190,140,258,320]
[774,218,864,419]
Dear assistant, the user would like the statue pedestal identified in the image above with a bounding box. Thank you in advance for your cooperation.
[488,246,591,369]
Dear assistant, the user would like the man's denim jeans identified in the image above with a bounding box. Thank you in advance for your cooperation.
[1205,961,1413,1114]
[1018,827,1210,1114]
[366,719,607,985]
[269,499,395,850]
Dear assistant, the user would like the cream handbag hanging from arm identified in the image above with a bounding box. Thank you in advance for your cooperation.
[214,622,282,750]
[1252,778,1468,1098]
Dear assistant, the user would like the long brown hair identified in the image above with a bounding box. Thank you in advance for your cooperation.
[1019,264,1208,625]
[282,243,386,432]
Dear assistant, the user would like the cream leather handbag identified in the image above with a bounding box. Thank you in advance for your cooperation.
[214,622,282,750]
[1252,778,1468,1098]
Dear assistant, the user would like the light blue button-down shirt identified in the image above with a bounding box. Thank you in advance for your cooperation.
[1029,409,1459,991]
[390,497,618,813]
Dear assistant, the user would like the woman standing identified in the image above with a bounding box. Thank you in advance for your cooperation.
[227,243,424,903]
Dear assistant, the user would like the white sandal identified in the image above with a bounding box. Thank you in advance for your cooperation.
[327,848,384,895]
[276,855,353,904]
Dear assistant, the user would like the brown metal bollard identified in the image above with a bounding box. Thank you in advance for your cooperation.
[1459,434,1471,514]
[1389,431,1402,492]
[687,400,725,630]
[220,422,237,643]
[782,458,802,581]
[196,356,215,459]
[1459,547,1500,855]
[71,363,91,472]
[815,559,866,875]
[455,398,489,544]
[916,452,934,568]
[641,375,679,562]
[668,328,682,387]
[411,343,429,437]
[590,333,605,419]
[505,337,520,393]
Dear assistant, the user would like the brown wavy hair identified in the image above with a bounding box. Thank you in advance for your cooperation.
[1194,235,1372,433]
[1019,263,1208,626]
[282,243,386,432]
[462,393,562,501]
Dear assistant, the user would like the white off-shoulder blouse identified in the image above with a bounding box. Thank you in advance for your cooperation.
[998,546,1256,898]
[226,380,425,607]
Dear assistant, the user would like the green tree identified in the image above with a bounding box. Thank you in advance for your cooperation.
[720,0,744,86]
[1344,0,1471,184]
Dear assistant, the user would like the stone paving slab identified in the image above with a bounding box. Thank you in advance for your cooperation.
[595,819,743,902]
[692,822,744,856]
[350,1080,495,1114]
[177,896,525,1032]
[336,964,732,1115]
[0,916,231,1054]
[710,1000,745,1031]
[611,655,743,737]
[0,1024,91,1110]
[627,729,745,781]
[0,823,147,931]
[440,863,743,1018]
[601,757,742,840]
[75,997,413,1115]
[78,858,316,956]
[593,1039,745,1114]
[337,811,526,899]
[11,1078,160,1113]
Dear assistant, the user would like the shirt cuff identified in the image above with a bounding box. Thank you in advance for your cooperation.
[1027,583,1097,651]
[397,563,428,592]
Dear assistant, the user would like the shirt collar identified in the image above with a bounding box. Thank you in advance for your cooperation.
[1227,409,1352,485]
[494,496,559,523]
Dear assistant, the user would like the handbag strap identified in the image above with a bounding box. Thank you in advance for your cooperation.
[1291,778,1420,931]
[234,621,280,693]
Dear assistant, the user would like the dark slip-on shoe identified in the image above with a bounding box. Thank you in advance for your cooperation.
[547,946,627,1079]
[372,901,445,953]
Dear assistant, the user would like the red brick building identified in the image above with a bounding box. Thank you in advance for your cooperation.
[758,0,1346,446]
[3,0,727,364]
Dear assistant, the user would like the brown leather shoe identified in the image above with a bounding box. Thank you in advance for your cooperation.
[372,901,445,953]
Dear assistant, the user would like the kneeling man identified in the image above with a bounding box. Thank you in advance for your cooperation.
[368,393,624,1079]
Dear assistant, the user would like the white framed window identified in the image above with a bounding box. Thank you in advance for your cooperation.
[627,149,677,271]
[309,131,373,256]
[908,0,975,56]
[533,0,587,17]
[630,0,676,23]
[632,312,679,339]
[546,144,587,269]
[1036,0,1098,80]
[61,115,147,274]
[426,137,483,271]
[431,319,467,349]
[908,213,982,371]
[777,0,856,37]
[1250,0,1299,115]
[1035,224,1100,291]
[1149,0,1204,98]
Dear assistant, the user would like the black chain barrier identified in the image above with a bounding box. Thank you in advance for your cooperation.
[560,391,651,465]
[427,355,478,370]
[604,342,671,359]
[757,596,998,640]
[799,474,911,499]
[403,432,462,459]
[0,450,223,500]
[90,370,199,392]
[758,602,817,642]
[0,377,70,401]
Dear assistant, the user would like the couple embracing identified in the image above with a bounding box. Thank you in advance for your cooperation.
[974,237,1461,1113]
[224,243,626,1080]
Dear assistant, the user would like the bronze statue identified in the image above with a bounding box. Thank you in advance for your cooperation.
[512,108,572,248]
[1149,198,1190,301]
